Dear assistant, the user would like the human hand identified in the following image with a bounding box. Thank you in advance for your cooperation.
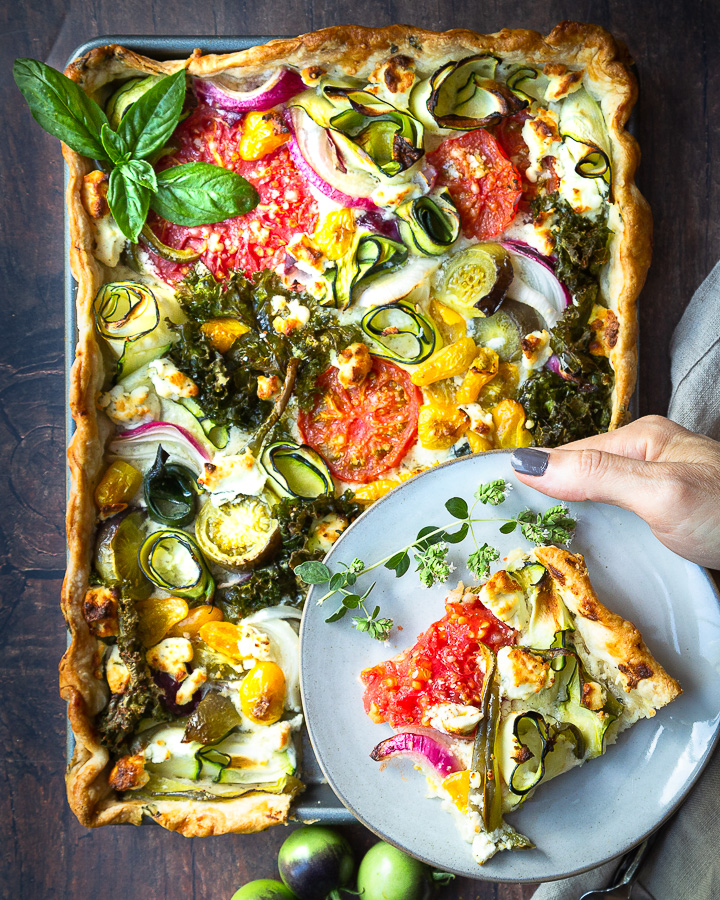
[510,416,720,568]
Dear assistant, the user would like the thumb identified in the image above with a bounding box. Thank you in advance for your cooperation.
[510,446,669,519]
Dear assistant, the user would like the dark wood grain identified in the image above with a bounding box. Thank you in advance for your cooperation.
[1,1,718,898]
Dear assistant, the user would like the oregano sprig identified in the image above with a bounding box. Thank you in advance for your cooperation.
[13,59,259,241]
[296,480,577,641]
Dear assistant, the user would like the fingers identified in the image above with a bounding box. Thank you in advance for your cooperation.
[510,445,671,517]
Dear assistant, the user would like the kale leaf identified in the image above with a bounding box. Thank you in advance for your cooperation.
[96,594,166,754]
[520,192,614,445]
[169,267,361,428]
[531,192,610,312]
[519,355,612,446]
[219,491,362,618]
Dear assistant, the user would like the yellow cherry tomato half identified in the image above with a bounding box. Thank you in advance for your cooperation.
[239,661,286,725]
[167,604,224,639]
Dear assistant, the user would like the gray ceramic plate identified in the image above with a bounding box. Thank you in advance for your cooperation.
[300,451,720,882]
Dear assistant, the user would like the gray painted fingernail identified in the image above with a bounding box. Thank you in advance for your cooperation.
[511,448,549,477]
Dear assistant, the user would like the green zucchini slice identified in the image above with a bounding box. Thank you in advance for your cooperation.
[396,188,460,255]
[179,397,229,450]
[505,65,548,104]
[361,301,438,365]
[559,88,612,188]
[93,281,174,379]
[260,441,333,500]
[106,75,162,129]
[323,233,408,309]
[411,54,526,131]
[556,654,620,758]
[139,527,215,603]
[324,87,424,177]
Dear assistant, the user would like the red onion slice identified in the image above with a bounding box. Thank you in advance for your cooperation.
[110,422,210,474]
[193,68,306,113]
[502,241,572,328]
[285,107,379,211]
[546,353,583,383]
[370,730,462,777]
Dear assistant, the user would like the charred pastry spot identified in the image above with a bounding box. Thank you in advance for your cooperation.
[302,65,326,84]
[83,586,120,638]
[579,604,599,622]
[618,661,654,689]
[543,63,568,77]
[546,564,566,585]
[82,170,109,218]
[108,753,149,791]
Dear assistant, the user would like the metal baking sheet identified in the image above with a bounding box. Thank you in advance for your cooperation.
[64,33,354,825]
[63,33,639,827]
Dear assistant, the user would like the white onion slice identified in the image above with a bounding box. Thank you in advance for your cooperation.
[244,606,302,623]
[286,107,378,210]
[245,618,301,711]
[503,243,571,329]
[109,422,209,475]
[194,68,305,113]
[356,256,441,307]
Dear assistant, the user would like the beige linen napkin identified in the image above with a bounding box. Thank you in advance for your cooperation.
[531,263,720,900]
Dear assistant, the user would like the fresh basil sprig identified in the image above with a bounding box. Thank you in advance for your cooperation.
[13,59,259,242]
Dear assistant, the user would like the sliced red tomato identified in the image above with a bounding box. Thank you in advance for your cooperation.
[494,112,532,177]
[427,128,522,241]
[298,357,421,483]
[495,112,560,204]
[361,593,517,728]
[148,106,318,283]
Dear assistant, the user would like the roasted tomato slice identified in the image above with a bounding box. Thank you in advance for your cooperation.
[148,106,318,283]
[428,128,522,241]
[495,112,560,203]
[298,357,422,483]
[361,592,517,729]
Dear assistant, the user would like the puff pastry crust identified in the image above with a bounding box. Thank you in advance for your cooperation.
[533,546,681,724]
[60,23,652,835]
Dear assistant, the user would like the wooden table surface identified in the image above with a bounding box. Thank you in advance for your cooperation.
[1,1,718,898]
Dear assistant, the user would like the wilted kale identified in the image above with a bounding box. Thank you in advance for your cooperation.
[169,267,361,430]
[519,365,612,446]
[520,304,613,446]
[518,193,614,445]
[219,491,362,618]
[96,594,166,754]
[531,192,610,312]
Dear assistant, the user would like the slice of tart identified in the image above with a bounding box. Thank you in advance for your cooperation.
[361,546,681,864]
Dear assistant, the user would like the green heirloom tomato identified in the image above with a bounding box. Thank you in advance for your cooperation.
[231,879,297,900]
[278,826,354,900]
[357,842,453,900]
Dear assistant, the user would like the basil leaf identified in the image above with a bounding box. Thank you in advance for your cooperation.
[100,124,129,165]
[13,58,109,160]
[123,158,158,192]
[108,167,151,242]
[151,162,259,226]
[118,69,187,160]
